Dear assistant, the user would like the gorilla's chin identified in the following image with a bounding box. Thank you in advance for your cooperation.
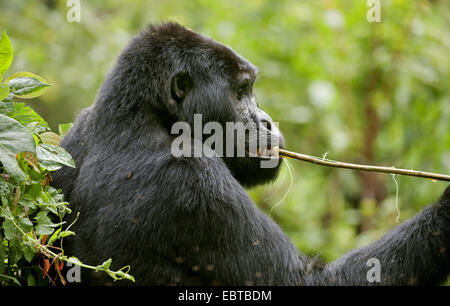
[223,155,283,188]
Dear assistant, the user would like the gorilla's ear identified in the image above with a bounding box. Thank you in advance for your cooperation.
[171,72,192,103]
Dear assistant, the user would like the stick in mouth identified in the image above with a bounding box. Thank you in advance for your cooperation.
[277,147,450,182]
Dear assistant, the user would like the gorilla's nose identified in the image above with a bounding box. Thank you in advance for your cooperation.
[254,110,285,149]
[254,111,273,131]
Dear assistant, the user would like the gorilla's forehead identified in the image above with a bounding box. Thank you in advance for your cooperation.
[143,22,258,77]
[211,43,258,78]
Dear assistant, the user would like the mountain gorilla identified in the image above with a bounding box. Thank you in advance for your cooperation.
[52,23,450,286]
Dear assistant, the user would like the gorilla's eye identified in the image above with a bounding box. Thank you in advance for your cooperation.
[237,80,251,100]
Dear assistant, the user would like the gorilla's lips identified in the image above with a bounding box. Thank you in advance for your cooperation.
[248,146,281,160]
[256,146,280,158]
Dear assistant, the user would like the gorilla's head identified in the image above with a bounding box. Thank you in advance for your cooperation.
[95,23,284,187]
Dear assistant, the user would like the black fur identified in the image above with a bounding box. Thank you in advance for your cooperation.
[52,23,450,286]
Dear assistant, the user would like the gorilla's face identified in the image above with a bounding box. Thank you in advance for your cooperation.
[166,33,285,187]
[217,58,285,187]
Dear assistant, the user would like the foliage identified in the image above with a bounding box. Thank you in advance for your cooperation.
[0,31,134,286]
[0,0,448,284]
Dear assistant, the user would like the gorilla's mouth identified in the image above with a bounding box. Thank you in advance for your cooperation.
[247,146,281,160]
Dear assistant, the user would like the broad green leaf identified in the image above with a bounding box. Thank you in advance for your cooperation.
[8,77,50,99]
[0,206,13,220]
[0,114,36,181]
[0,32,13,76]
[26,122,47,135]
[36,143,75,171]
[5,71,48,84]
[0,83,9,101]
[34,211,59,235]
[22,241,36,263]
[2,219,21,240]
[0,101,15,115]
[18,194,35,209]
[19,217,33,232]
[0,103,49,135]
[35,223,54,235]
[0,146,26,181]
[1,92,13,102]
[0,114,36,154]
[58,123,73,137]
[39,131,62,146]
[26,182,42,199]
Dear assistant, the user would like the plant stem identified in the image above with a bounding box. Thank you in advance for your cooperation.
[277,148,450,182]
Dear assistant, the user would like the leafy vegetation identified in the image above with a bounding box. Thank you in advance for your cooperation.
[0,31,134,285]
[0,0,448,284]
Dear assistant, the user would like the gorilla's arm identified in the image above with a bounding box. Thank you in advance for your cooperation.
[316,186,450,285]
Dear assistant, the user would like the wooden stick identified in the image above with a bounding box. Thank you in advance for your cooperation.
[276,148,450,182]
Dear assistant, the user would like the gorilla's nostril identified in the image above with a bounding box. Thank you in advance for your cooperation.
[259,118,272,131]
[254,111,273,131]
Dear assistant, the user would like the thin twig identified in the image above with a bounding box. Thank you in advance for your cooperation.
[276,148,450,182]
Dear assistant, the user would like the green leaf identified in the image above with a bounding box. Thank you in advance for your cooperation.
[0,147,26,181]
[0,206,13,220]
[0,234,5,272]
[35,224,53,236]
[0,101,15,115]
[39,131,62,146]
[3,219,21,240]
[5,72,48,84]
[34,211,58,235]
[0,273,20,286]
[18,194,35,209]
[48,229,75,246]
[58,123,73,137]
[1,92,13,102]
[0,83,9,101]
[0,114,36,181]
[8,239,22,264]
[0,32,13,77]
[22,241,36,263]
[100,258,112,270]
[26,122,47,135]
[19,217,33,232]
[59,230,75,238]
[8,103,49,129]
[67,256,83,266]
[8,77,50,99]
[26,182,43,199]
[0,180,11,196]
[36,143,75,171]
[0,114,36,154]
[47,228,61,246]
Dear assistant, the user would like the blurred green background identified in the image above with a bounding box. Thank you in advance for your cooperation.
[1,0,449,269]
